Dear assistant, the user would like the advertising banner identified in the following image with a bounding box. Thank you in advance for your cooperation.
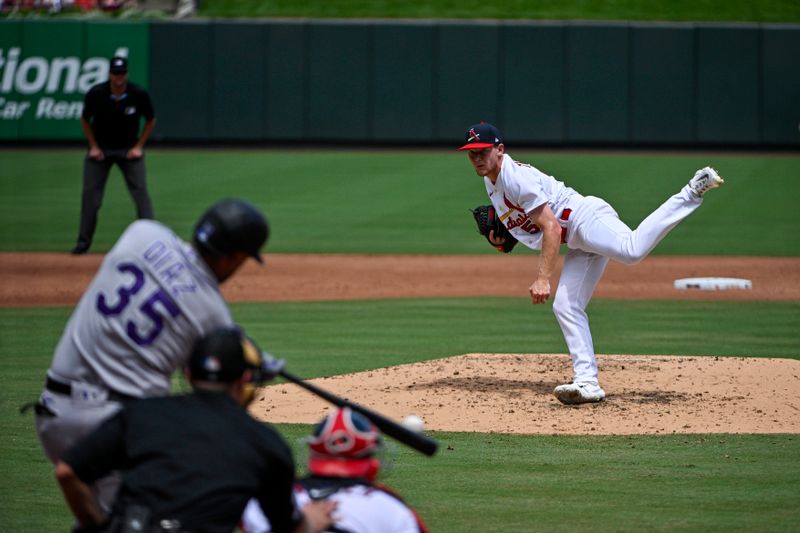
[0,20,148,140]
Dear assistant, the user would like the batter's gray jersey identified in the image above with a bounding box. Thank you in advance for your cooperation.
[48,219,234,398]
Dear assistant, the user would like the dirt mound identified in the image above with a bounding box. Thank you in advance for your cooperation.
[4,252,798,435]
[251,353,800,435]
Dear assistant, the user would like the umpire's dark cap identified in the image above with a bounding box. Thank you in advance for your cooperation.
[193,198,269,264]
[189,328,248,383]
[458,122,502,150]
[109,56,128,73]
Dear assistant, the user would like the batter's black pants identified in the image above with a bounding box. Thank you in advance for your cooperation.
[74,150,154,252]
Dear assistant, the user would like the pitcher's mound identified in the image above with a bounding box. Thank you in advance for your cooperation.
[251,354,800,435]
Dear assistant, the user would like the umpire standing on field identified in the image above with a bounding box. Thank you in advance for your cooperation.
[72,55,156,255]
[55,327,336,533]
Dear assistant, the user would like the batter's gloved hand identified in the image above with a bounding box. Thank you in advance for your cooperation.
[258,352,286,381]
[242,333,285,383]
[470,204,518,253]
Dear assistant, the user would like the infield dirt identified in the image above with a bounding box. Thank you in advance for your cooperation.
[3,253,799,435]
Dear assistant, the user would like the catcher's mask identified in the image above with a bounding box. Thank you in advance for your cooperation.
[193,198,269,264]
[307,407,382,482]
[188,327,269,406]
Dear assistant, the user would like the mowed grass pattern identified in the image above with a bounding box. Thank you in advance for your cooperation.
[1,298,799,531]
[1,149,799,255]
[1,148,799,531]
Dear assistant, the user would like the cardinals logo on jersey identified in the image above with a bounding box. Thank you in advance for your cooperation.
[502,195,541,235]
[506,213,541,234]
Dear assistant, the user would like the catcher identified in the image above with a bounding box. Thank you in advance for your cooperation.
[241,407,429,533]
[463,122,723,404]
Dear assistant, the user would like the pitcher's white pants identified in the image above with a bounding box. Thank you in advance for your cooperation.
[553,186,702,382]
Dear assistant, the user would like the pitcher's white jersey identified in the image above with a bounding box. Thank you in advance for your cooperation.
[242,482,426,533]
[48,219,233,398]
[485,154,583,250]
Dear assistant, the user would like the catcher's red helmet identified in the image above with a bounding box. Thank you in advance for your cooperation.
[307,407,382,481]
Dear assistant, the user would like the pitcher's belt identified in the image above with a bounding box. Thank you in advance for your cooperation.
[559,208,572,243]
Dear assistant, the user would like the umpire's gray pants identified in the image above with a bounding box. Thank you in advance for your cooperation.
[76,150,154,250]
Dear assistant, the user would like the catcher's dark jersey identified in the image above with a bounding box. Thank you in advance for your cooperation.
[82,80,155,150]
[63,391,301,533]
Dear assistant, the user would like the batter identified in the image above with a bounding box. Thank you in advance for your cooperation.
[460,123,723,404]
[35,198,269,510]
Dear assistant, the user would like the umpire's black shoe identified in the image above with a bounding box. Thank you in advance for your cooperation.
[70,244,89,255]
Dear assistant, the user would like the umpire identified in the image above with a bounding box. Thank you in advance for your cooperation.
[72,55,156,255]
[53,327,335,533]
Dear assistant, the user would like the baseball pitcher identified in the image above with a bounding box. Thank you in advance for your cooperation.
[463,123,723,405]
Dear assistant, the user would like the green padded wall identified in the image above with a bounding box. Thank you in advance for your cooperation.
[501,22,566,144]
[696,25,760,144]
[566,23,630,143]
[630,24,694,144]
[761,25,800,144]
[305,21,371,140]
[264,22,305,140]
[2,20,797,146]
[211,22,266,139]
[371,22,436,142]
[436,22,500,142]
[149,21,212,140]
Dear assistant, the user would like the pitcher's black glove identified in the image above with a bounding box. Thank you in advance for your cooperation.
[470,205,518,253]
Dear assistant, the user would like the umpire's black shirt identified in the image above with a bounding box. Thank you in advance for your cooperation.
[82,81,155,150]
[63,391,302,533]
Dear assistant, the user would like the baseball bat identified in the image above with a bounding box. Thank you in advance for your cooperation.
[278,369,438,457]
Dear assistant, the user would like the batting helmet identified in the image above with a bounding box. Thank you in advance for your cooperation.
[193,198,269,264]
[307,407,382,481]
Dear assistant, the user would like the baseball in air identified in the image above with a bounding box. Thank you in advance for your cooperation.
[402,415,425,433]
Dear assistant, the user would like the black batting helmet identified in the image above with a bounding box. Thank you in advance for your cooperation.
[193,198,269,263]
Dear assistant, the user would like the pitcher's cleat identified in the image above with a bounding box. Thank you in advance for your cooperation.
[554,381,606,405]
[689,166,724,197]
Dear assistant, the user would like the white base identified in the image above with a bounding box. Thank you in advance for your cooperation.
[674,277,752,290]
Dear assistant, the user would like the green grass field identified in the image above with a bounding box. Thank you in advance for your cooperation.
[197,0,800,23]
[1,299,799,531]
[2,149,799,255]
[1,148,799,531]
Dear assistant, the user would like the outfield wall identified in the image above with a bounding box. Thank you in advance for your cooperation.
[1,19,798,146]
